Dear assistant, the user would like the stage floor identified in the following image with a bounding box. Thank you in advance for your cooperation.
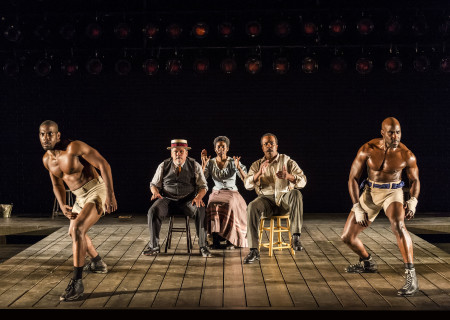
[0,213,449,311]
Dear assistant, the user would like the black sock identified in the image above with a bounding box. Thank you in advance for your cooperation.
[73,266,83,280]
[293,233,301,237]
[250,248,258,251]
[405,263,414,270]
[361,254,371,261]
[91,254,101,263]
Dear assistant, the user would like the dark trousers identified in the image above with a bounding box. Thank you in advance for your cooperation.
[147,197,207,248]
[246,189,304,248]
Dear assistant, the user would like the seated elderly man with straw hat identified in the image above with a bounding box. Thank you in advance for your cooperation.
[143,139,212,257]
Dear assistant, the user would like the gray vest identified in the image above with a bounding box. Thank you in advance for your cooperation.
[161,157,197,200]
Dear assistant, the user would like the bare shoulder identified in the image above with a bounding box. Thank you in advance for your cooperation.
[42,153,50,169]
[66,140,89,155]
[399,142,417,163]
[360,138,379,154]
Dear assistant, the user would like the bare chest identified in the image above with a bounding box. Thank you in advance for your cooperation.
[367,149,406,174]
[47,152,82,178]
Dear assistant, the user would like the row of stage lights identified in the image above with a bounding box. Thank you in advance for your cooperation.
[2,16,450,43]
[2,52,449,77]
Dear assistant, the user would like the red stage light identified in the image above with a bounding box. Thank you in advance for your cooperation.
[220,57,237,74]
[245,57,262,74]
[86,22,102,40]
[273,57,290,75]
[143,23,159,39]
[385,17,402,36]
[303,21,318,35]
[412,17,428,37]
[357,18,374,35]
[166,23,182,39]
[302,57,318,73]
[166,58,182,75]
[274,21,290,38]
[385,57,402,74]
[193,58,209,74]
[34,59,52,77]
[330,57,347,74]
[355,58,373,74]
[440,57,450,73]
[115,23,131,40]
[192,22,209,39]
[246,21,262,38]
[61,59,79,76]
[3,59,20,77]
[218,22,233,38]
[115,59,132,76]
[3,24,22,42]
[142,59,159,75]
[329,19,346,36]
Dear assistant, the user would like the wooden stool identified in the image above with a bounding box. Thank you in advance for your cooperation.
[165,215,193,253]
[258,214,295,256]
[52,190,74,218]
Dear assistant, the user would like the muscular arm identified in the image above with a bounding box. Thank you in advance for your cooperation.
[71,141,117,213]
[348,145,369,204]
[405,150,420,199]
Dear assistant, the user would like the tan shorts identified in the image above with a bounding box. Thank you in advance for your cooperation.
[359,182,404,222]
[71,177,107,215]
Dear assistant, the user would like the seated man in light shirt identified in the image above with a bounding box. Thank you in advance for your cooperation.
[243,133,307,264]
[143,139,212,258]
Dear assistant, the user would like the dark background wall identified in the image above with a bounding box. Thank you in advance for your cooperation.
[1,0,450,216]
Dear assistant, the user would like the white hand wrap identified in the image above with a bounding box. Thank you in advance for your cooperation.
[352,202,366,223]
[405,197,418,214]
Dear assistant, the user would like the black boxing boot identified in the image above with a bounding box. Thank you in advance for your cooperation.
[397,266,419,296]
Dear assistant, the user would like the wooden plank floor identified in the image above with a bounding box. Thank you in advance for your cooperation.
[1,218,450,310]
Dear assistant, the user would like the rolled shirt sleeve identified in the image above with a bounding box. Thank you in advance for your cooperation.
[244,160,261,190]
[287,158,307,189]
[149,162,164,189]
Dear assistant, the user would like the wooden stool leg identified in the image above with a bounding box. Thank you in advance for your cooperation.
[286,217,295,255]
[269,218,274,257]
[277,217,282,248]
[259,218,266,251]
[186,216,192,253]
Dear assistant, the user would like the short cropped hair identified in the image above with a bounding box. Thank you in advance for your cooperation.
[260,133,278,145]
[39,120,59,131]
[213,136,230,148]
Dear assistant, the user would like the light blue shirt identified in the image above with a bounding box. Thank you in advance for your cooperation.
[204,157,247,191]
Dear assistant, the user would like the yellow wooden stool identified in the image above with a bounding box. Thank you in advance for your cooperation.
[258,214,295,256]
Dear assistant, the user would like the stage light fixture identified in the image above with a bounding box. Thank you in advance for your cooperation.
[166,23,182,39]
[273,57,290,75]
[220,57,237,74]
[303,21,318,36]
[59,23,76,40]
[192,22,209,39]
[385,17,402,36]
[86,22,102,40]
[412,16,428,37]
[274,21,290,38]
[439,56,450,73]
[302,56,318,73]
[245,56,262,74]
[193,58,209,74]
[166,58,182,75]
[114,22,131,40]
[355,57,373,74]
[86,57,103,75]
[61,59,79,76]
[357,17,374,35]
[218,22,234,38]
[3,59,20,77]
[143,23,159,40]
[3,24,22,42]
[329,19,346,36]
[385,56,402,74]
[142,58,159,75]
[34,24,51,42]
[413,55,430,72]
[34,59,52,77]
[330,56,347,74]
[115,59,132,76]
[246,21,262,38]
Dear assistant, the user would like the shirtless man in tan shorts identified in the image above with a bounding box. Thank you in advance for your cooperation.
[341,117,420,296]
[39,120,118,301]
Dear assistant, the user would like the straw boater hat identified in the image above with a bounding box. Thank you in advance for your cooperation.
[167,139,191,150]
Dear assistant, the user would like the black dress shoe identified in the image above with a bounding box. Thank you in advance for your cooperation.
[243,249,260,264]
[200,246,212,257]
[142,244,160,256]
[60,279,84,301]
[292,234,303,251]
